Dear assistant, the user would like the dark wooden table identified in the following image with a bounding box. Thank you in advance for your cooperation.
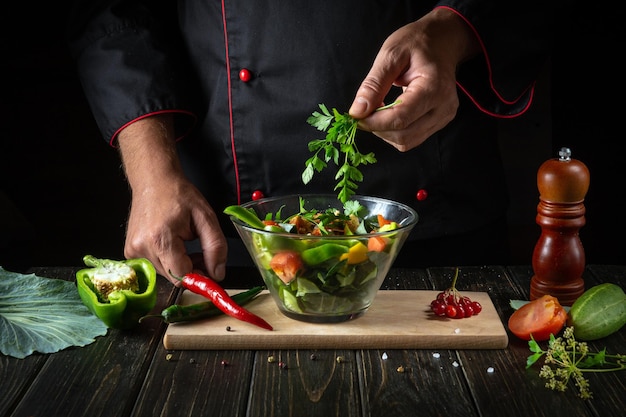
[2,265,624,417]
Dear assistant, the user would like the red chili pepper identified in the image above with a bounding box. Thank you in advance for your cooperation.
[178,272,273,331]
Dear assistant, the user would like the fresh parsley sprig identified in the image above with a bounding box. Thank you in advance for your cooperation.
[287,197,369,236]
[302,101,400,203]
[527,327,626,399]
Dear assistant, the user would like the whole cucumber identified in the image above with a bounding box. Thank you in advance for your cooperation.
[567,283,626,341]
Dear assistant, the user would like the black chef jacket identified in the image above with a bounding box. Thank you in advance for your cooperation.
[68,0,552,265]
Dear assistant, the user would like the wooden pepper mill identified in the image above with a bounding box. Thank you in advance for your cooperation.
[530,147,590,306]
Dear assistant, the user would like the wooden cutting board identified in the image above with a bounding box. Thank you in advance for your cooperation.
[163,290,508,350]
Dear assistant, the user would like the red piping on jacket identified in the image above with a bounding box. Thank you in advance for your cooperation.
[457,80,534,118]
[221,0,241,205]
[109,109,196,147]
[437,6,535,118]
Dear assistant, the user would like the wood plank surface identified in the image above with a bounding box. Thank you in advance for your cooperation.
[134,348,256,417]
[358,349,479,417]
[248,349,363,417]
[5,266,622,417]
[163,290,508,350]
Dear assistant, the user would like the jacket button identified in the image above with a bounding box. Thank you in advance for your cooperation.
[416,189,428,201]
[239,68,252,82]
[252,190,265,201]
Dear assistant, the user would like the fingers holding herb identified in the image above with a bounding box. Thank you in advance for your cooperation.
[302,102,399,203]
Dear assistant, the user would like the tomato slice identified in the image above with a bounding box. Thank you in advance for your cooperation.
[269,251,303,284]
[507,294,567,341]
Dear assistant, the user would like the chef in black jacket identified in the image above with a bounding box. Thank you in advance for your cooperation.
[68,0,552,284]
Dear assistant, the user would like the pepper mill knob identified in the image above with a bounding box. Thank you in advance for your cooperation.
[530,147,590,305]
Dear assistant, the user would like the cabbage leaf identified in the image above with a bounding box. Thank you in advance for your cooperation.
[0,266,107,358]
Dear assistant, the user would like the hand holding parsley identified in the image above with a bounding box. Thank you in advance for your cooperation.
[302,101,400,203]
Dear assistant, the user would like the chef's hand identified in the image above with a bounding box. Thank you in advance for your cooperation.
[117,115,227,286]
[348,7,480,152]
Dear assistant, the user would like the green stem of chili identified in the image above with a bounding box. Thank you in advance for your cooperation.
[140,286,265,324]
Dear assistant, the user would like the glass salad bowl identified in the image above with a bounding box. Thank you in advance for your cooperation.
[225,194,418,323]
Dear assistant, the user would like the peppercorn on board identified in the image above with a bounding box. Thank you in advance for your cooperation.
[163,290,508,349]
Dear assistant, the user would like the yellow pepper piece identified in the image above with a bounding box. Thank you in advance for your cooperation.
[340,242,369,264]
[379,221,398,232]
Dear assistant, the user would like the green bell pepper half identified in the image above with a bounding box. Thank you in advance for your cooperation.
[76,256,157,330]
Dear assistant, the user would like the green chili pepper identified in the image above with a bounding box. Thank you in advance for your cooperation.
[301,243,349,265]
[76,255,157,330]
[225,205,307,255]
[224,205,266,229]
[141,286,265,323]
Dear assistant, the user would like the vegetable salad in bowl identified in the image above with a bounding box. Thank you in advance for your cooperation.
[225,194,418,323]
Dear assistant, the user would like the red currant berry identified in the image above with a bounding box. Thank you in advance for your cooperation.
[471,301,482,314]
[445,304,457,318]
[432,302,446,316]
[455,305,466,319]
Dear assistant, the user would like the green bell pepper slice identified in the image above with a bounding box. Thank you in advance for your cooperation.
[76,256,157,330]
[224,205,266,229]
[301,243,349,265]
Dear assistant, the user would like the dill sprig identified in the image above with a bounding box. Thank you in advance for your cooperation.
[527,327,626,399]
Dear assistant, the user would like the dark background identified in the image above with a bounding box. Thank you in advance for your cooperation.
[1,6,624,270]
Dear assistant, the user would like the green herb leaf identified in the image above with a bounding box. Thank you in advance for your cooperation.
[528,337,543,353]
[343,200,365,217]
[509,299,528,310]
[578,348,606,368]
[526,352,544,368]
[302,101,399,203]
[0,267,108,358]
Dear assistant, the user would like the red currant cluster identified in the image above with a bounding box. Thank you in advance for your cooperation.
[430,269,482,319]
[430,290,482,319]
